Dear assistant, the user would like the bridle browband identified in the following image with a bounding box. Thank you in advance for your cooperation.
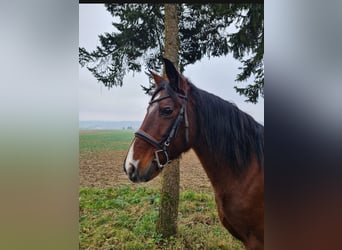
[134,82,189,169]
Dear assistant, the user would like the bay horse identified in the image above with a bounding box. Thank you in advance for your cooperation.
[123,58,264,250]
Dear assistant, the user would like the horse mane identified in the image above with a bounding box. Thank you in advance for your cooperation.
[188,80,264,173]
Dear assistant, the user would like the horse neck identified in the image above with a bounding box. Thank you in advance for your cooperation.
[186,84,263,193]
[189,114,260,197]
[187,88,236,189]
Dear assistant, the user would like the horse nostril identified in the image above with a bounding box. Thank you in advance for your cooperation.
[128,163,135,175]
[127,163,138,182]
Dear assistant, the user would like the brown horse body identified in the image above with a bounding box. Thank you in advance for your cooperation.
[194,145,264,249]
[124,58,264,250]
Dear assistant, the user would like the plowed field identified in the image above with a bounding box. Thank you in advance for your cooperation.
[79,130,213,193]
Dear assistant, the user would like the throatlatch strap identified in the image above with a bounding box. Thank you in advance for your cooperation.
[184,105,189,144]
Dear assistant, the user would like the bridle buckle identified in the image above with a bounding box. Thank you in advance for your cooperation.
[154,149,170,169]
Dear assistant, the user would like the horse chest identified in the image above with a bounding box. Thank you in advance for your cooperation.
[215,192,252,240]
[214,189,264,249]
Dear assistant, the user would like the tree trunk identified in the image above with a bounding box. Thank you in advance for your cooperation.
[156,3,180,238]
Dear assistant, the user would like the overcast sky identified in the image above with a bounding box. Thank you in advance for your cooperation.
[79,4,264,124]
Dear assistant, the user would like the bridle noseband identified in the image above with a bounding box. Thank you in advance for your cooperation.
[134,83,189,169]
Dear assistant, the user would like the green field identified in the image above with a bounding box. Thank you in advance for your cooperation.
[79,130,243,249]
[80,130,134,151]
[80,186,243,250]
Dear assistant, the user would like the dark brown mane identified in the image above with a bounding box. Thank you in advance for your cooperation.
[188,80,264,173]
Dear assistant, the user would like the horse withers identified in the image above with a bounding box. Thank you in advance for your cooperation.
[123,58,264,250]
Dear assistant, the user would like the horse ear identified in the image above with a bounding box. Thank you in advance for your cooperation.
[163,58,187,94]
[148,70,165,87]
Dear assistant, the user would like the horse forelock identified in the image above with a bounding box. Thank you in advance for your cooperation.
[151,82,179,105]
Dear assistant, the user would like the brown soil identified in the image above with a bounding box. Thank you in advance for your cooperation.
[80,149,213,193]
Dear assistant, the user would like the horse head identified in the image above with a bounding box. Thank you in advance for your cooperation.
[123,58,192,182]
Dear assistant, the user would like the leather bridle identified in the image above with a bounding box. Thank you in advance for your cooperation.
[134,83,189,169]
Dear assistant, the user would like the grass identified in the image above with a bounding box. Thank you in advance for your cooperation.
[79,130,243,249]
[79,186,244,250]
[79,130,134,151]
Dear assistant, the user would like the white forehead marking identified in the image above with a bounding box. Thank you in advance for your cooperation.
[148,93,160,114]
[124,139,140,172]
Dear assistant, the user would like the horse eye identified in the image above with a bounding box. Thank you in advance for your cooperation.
[159,107,173,116]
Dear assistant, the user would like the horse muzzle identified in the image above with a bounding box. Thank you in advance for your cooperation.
[124,160,160,183]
